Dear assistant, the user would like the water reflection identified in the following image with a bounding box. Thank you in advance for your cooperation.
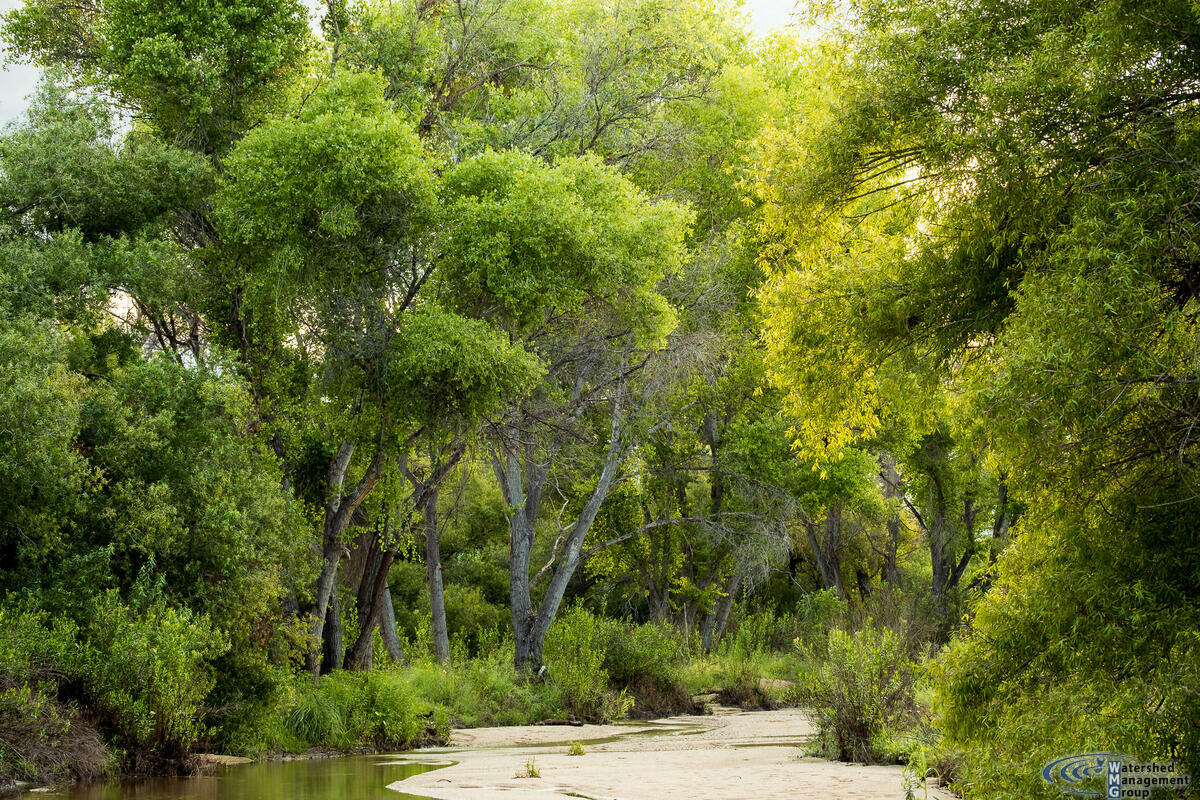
[25,754,448,800]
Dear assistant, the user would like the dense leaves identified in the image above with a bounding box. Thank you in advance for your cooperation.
[2,0,1195,792]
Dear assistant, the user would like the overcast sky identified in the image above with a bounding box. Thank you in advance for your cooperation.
[0,0,797,126]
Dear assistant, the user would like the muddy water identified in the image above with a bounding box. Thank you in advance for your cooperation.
[23,754,453,800]
[18,721,693,800]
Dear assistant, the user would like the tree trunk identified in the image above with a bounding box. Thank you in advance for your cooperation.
[380,585,408,665]
[928,475,950,621]
[990,477,1010,564]
[701,570,741,652]
[806,509,845,597]
[307,428,388,675]
[425,486,451,664]
[879,455,903,587]
[497,378,629,671]
[307,443,353,674]
[321,591,344,673]
[346,528,389,671]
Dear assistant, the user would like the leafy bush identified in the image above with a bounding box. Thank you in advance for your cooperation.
[543,607,611,720]
[794,589,847,649]
[595,619,690,716]
[83,591,228,759]
[0,679,111,785]
[600,619,685,690]
[797,626,918,762]
[444,584,507,657]
[543,606,634,722]
[400,648,556,728]
[726,610,785,654]
[0,597,225,775]
[0,605,111,783]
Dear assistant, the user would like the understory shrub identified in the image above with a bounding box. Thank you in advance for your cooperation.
[544,607,631,722]
[82,591,228,761]
[797,626,918,762]
[282,670,427,752]
[596,619,690,717]
[680,607,805,709]
[401,650,555,728]
[0,678,111,786]
[0,597,224,779]
[542,608,696,720]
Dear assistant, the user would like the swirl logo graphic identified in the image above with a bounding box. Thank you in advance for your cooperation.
[1043,754,1131,796]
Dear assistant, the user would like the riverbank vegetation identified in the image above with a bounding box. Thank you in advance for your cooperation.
[1,0,1197,797]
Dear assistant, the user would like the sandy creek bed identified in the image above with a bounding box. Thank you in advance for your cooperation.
[391,707,954,800]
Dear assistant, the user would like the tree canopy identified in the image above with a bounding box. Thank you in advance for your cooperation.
[2,0,1198,794]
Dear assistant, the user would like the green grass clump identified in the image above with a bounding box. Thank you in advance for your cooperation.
[401,651,557,728]
[278,669,427,752]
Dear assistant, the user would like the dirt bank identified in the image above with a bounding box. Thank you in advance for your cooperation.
[392,707,953,800]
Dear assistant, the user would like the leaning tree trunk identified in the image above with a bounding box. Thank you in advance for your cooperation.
[308,426,388,675]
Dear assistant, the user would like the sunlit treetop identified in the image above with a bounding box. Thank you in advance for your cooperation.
[437,149,691,347]
[3,0,312,152]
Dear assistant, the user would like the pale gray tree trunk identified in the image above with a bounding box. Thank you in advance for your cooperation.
[380,586,408,664]
[494,379,629,671]
[425,486,451,663]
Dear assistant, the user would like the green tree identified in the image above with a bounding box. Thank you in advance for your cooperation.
[436,150,690,668]
[754,0,1200,788]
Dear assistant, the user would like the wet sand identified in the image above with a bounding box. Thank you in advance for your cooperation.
[392,707,954,800]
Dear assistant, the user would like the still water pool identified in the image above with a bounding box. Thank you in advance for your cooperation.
[24,755,450,800]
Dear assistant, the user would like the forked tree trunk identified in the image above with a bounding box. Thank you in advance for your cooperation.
[879,455,903,587]
[700,570,741,653]
[346,521,390,671]
[496,379,629,671]
[307,428,388,675]
[806,507,845,597]
[345,442,462,670]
